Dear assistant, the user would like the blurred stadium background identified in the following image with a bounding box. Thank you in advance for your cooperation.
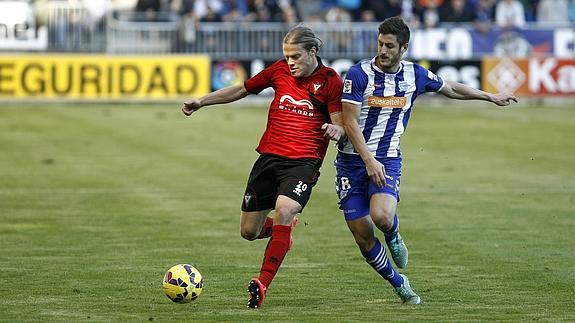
[1,0,574,322]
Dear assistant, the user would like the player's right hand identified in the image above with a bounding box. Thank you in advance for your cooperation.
[365,157,386,188]
[492,92,518,106]
[182,99,202,116]
[321,123,345,142]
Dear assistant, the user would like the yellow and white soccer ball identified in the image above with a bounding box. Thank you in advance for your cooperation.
[162,264,203,303]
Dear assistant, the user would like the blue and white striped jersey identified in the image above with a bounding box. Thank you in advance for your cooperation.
[339,57,444,158]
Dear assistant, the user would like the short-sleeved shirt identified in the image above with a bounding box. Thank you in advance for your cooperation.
[244,58,343,161]
[338,57,444,158]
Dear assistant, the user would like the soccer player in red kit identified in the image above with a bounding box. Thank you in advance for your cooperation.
[182,24,344,309]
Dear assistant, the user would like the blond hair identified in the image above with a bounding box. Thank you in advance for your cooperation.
[283,24,323,52]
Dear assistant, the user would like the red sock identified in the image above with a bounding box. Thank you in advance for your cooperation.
[258,225,292,288]
[256,217,274,239]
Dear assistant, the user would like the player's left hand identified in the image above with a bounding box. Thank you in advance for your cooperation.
[182,98,202,116]
[492,93,518,106]
[322,123,345,142]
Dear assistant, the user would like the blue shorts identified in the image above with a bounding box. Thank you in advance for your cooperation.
[335,153,402,221]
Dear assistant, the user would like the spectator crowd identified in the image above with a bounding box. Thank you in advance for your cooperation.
[130,0,575,28]
[5,0,573,56]
[27,0,575,28]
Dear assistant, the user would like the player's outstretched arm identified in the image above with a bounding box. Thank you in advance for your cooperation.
[439,81,518,106]
[182,84,250,116]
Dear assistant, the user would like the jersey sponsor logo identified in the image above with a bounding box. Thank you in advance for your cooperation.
[343,79,352,93]
[278,95,314,116]
[367,95,407,108]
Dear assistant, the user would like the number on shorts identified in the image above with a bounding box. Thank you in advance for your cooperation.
[293,181,308,196]
[339,177,351,190]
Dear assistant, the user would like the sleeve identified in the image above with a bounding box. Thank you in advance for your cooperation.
[342,64,368,106]
[413,63,444,95]
[327,70,343,114]
[244,60,281,94]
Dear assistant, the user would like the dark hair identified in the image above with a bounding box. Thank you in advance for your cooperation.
[378,16,410,47]
[283,24,323,52]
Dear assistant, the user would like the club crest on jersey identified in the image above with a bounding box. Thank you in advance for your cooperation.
[278,95,314,116]
[398,81,409,92]
[367,95,407,109]
[312,82,322,94]
[343,79,352,94]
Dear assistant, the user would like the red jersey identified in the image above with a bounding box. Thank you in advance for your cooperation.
[244,58,343,160]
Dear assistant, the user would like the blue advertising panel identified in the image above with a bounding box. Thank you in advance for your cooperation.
[407,27,574,60]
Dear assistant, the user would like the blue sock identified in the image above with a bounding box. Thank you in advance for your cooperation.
[362,238,404,288]
[384,214,399,243]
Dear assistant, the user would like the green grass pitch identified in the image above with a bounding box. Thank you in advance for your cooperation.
[1,102,574,322]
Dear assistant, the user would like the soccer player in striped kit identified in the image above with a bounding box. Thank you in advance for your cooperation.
[182,25,344,308]
[336,17,517,304]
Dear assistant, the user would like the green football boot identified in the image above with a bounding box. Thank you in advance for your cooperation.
[387,233,408,268]
[394,274,421,305]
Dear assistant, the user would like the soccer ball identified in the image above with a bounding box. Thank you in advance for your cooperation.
[162,264,203,303]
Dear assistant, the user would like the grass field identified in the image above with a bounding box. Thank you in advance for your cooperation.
[1,101,574,322]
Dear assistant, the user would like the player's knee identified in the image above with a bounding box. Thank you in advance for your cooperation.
[371,209,395,231]
[240,227,259,241]
[274,205,297,225]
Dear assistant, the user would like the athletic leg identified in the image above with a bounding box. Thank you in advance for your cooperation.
[241,155,278,241]
[369,192,397,232]
[258,195,300,286]
[247,157,318,308]
[347,212,420,304]
[248,195,301,309]
[336,156,402,284]
[370,193,408,269]
[240,210,273,241]
[346,214,403,287]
